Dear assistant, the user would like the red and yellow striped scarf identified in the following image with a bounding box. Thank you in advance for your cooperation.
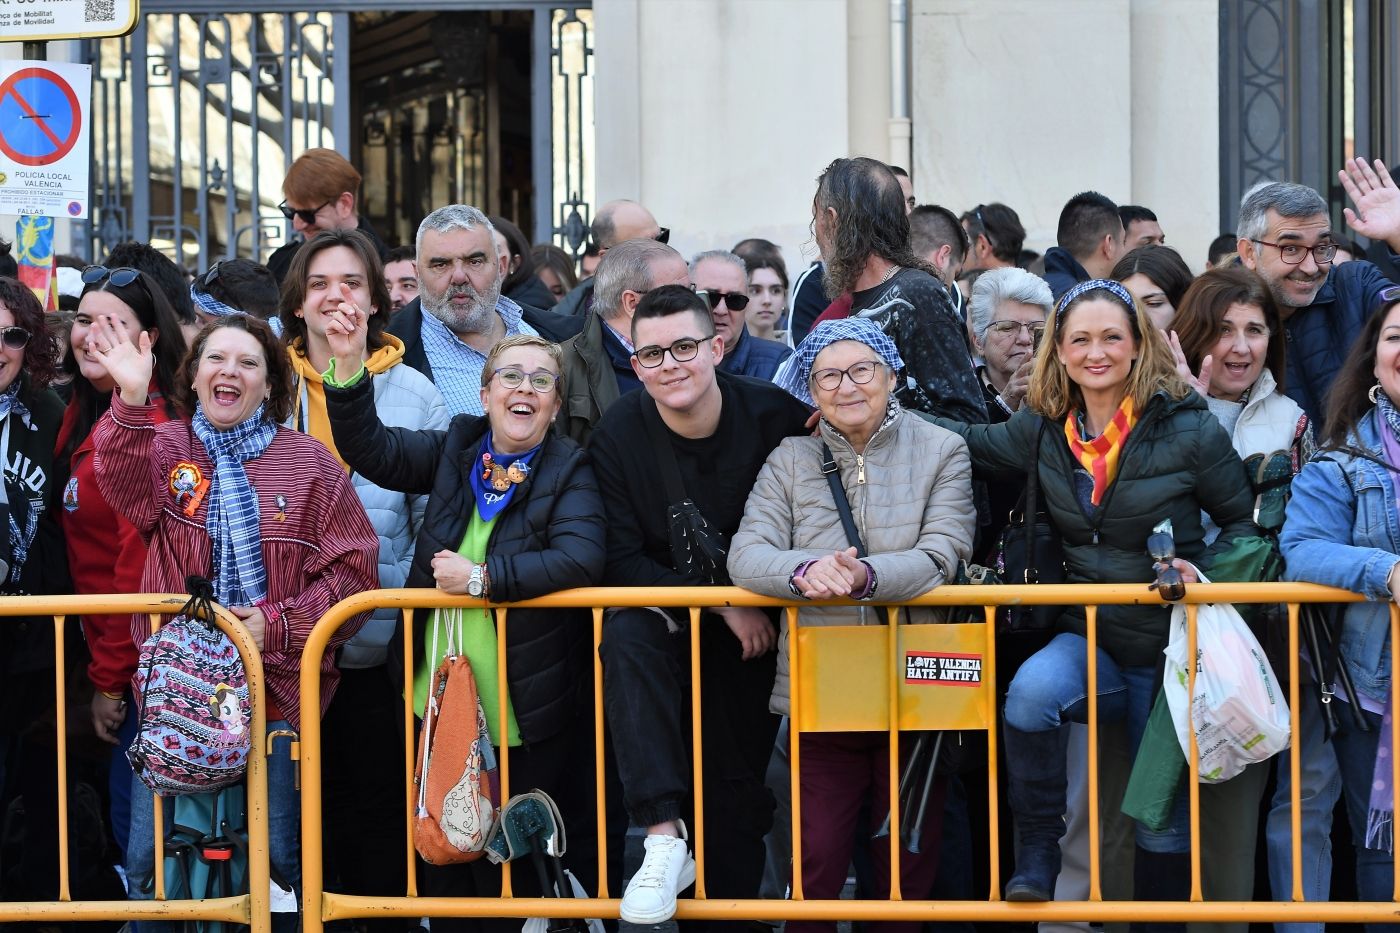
[1064,395,1138,506]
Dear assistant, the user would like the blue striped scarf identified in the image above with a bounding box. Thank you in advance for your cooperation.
[191,404,276,607]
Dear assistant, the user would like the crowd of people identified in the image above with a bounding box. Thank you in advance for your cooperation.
[2,144,1400,933]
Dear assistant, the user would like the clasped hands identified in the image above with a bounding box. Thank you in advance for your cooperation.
[794,546,869,599]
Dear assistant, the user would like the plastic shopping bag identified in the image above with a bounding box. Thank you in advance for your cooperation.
[1162,572,1290,783]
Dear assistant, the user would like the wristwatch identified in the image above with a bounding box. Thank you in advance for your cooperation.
[467,563,486,597]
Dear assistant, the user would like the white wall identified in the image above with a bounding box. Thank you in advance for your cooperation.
[910,0,1133,254]
[1129,0,1219,272]
[593,0,853,281]
[909,0,1218,270]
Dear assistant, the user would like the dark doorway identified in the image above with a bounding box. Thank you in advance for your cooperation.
[350,10,537,248]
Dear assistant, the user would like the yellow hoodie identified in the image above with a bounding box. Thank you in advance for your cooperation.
[288,333,406,471]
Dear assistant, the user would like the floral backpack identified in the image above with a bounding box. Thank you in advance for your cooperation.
[127,577,252,796]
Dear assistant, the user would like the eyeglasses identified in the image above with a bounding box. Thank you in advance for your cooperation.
[81,265,142,288]
[278,199,333,225]
[811,360,885,392]
[492,367,559,393]
[987,320,1046,340]
[0,327,31,351]
[696,289,750,313]
[633,336,709,368]
[1250,238,1337,265]
[654,227,671,245]
[201,260,225,288]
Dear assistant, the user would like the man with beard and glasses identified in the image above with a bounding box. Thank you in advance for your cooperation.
[386,204,577,416]
[1236,161,1400,429]
[1238,160,1400,932]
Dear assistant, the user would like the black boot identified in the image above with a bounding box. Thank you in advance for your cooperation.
[1002,723,1069,902]
[1128,846,1190,933]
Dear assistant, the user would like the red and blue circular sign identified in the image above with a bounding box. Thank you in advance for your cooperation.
[0,68,82,167]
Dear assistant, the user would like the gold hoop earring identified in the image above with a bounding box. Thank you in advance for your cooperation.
[1370,382,1384,404]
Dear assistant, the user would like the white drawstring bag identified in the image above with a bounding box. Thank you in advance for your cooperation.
[1162,571,1291,782]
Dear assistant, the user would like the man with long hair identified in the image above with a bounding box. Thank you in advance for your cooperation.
[806,157,986,424]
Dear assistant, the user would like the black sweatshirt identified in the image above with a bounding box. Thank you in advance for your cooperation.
[587,371,811,588]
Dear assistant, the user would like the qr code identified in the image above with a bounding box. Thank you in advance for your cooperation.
[85,0,116,22]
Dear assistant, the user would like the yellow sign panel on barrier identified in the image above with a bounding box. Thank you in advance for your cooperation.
[795,622,991,732]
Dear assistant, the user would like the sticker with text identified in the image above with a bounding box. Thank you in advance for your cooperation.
[905,651,982,686]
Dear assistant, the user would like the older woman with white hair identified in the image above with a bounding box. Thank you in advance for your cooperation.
[730,318,976,932]
[969,267,1054,419]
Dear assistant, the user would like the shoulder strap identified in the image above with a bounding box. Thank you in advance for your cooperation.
[639,394,688,502]
[820,443,866,557]
[1019,419,1048,582]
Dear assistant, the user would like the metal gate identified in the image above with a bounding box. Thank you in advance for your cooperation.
[80,3,593,273]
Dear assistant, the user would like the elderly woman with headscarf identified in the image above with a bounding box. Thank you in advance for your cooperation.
[728,318,976,933]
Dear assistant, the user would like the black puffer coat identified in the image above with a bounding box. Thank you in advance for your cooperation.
[935,390,1256,667]
[325,372,607,743]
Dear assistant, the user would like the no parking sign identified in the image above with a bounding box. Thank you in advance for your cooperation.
[0,61,91,220]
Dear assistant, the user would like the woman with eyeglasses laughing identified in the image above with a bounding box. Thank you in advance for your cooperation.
[320,305,607,931]
[54,264,188,869]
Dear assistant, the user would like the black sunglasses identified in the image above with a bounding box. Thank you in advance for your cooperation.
[278,199,332,225]
[0,327,30,351]
[696,289,749,312]
[201,260,225,288]
[654,227,671,245]
[81,265,142,288]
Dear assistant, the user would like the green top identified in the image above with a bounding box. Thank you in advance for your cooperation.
[411,511,522,747]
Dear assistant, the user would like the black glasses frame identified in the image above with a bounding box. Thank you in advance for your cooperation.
[696,289,750,312]
[632,336,710,368]
[278,199,333,225]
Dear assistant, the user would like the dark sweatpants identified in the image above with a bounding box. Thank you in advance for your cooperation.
[600,607,779,923]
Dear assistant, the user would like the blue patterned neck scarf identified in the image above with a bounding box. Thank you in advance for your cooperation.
[0,380,35,584]
[468,431,541,523]
[191,404,277,607]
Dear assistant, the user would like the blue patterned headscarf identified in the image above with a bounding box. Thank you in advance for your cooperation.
[774,318,904,406]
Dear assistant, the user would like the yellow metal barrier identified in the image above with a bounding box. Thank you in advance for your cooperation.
[0,594,269,931]
[299,582,1398,928]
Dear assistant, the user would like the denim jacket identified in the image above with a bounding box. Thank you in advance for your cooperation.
[1280,411,1400,703]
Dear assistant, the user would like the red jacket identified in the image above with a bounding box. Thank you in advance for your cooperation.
[56,394,170,695]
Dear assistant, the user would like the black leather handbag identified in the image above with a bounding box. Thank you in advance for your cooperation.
[997,420,1066,632]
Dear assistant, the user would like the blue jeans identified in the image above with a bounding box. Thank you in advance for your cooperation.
[110,689,139,865]
[128,720,301,933]
[1003,631,1189,853]
[1266,689,1340,933]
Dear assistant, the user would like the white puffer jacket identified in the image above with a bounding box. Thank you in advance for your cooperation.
[728,405,976,716]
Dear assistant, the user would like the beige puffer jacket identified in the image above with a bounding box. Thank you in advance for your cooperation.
[727,405,976,716]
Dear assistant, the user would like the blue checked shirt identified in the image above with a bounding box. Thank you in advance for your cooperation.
[418,296,538,416]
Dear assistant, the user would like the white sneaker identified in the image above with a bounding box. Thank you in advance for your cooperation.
[620,822,697,925]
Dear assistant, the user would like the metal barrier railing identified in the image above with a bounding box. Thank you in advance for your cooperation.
[0,594,269,930]
[298,582,1394,928]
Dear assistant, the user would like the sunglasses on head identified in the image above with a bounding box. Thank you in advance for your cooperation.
[696,289,749,312]
[278,199,332,225]
[0,327,30,351]
[654,227,671,245]
[81,265,142,288]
